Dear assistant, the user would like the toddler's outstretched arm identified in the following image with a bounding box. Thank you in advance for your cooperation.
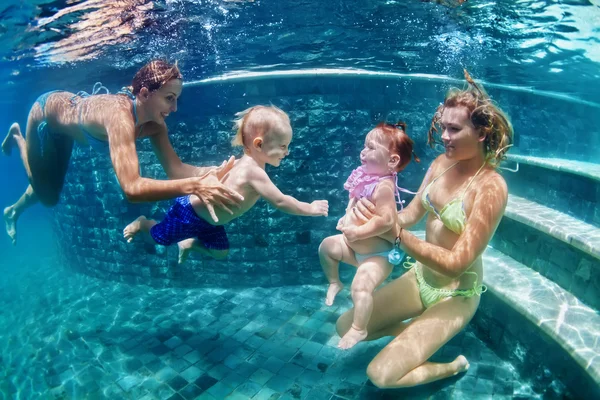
[342,181,396,242]
[249,168,328,216]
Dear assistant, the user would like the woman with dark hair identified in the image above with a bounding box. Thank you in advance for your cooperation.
[338,70,513,387]
[2,59,243,245]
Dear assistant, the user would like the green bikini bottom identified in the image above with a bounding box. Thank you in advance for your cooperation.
[404,259,487,309]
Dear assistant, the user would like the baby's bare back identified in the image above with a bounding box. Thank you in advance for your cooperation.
[190,158,261,225]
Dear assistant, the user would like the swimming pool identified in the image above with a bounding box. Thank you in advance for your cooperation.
[1,1,599,399]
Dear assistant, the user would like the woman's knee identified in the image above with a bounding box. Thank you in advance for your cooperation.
[366,352,415,388]
[367,359,399,389]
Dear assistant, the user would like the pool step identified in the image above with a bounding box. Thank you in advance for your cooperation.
[502,154,600,228]
[505,194,600,260]
[491,195,600,309]
[478,246,600,399]
[506,154,600,182]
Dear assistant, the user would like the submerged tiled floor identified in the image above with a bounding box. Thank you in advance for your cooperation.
[1,257,544,400]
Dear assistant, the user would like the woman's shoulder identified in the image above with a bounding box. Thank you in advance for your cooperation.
[477,167,508,199]
[428,154,452,174]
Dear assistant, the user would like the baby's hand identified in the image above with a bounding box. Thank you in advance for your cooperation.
[311,200,329,216]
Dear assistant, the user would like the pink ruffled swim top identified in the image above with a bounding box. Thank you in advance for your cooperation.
[343,165,416,210]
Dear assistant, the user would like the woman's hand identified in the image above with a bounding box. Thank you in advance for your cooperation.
[341,225,359,242]
[352,198,377,223]
[213,156,236,180]
[192,169,244,223]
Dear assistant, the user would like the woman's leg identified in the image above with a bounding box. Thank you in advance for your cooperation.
[366,294,480,388]
[3,185,37,245]
[338,257,393,350]
[318,234,358,306]
[2,123,33,178]
[2,102,73,242]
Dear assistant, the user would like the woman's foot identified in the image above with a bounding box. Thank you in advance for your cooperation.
[123,216,147,243]
[2,123,20,156]
[338,326,368,350]
[3,207,17,245]
[452,355,470,375]
[325,282,344,306]
[178,238,195,264]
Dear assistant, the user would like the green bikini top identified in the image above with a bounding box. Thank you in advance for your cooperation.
[421,162,487,234]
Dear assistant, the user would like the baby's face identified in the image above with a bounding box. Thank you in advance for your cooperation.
[360,130,392,175]
[262,126,292,167]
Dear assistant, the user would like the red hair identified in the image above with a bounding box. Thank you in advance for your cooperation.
[374,121,420,172]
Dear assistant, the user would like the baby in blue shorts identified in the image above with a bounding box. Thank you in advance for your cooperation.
[123,105,328,263]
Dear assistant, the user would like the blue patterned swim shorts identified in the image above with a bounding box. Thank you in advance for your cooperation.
[150,196,229,250]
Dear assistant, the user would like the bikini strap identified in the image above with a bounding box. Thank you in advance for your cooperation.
[462,270,487,295]
[116,87,139,126]
[70,82,109,103]
[431,161,460,184]
[392,172,419,210]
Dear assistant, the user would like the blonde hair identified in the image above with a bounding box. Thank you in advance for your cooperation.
[231,105,290,149]
[428,69,514,167]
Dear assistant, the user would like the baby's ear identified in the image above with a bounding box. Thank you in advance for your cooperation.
[389,154,401,169]
[253,137,263,150]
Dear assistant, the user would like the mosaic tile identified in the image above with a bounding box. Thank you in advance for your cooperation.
[1,259,579,400]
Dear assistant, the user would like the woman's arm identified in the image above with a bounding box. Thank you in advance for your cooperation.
[107,113,191,201]
[400,174,508,278]
[396,165,434,228]
[106,112,243,221]
[353,159,439,230]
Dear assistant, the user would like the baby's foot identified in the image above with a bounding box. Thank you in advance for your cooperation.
[2,123,19,155]
[452,355,470,375]
[325,282,344,306]
[178,238,195,264]
[3,207,17,245]
[123,216,147,243]
[337,326,368,350]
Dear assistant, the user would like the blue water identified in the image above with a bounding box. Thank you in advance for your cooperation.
[1,0,599,399]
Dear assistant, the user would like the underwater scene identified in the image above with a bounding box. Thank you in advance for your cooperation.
[0,0,599,399]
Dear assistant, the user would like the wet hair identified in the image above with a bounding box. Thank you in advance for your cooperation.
[428,69,514,167]
[231,105,291,150]
[371,121,420,172]
[127,59,183,96]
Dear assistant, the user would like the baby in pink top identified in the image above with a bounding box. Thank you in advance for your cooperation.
[318,122,419,350]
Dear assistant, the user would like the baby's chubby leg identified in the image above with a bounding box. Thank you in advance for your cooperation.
[123,216,157,243]
[178,238,229,264]
[338,256,393,350]
[318,234,358,306]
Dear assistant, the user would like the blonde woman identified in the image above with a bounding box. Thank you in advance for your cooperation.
[338,70,513,388]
